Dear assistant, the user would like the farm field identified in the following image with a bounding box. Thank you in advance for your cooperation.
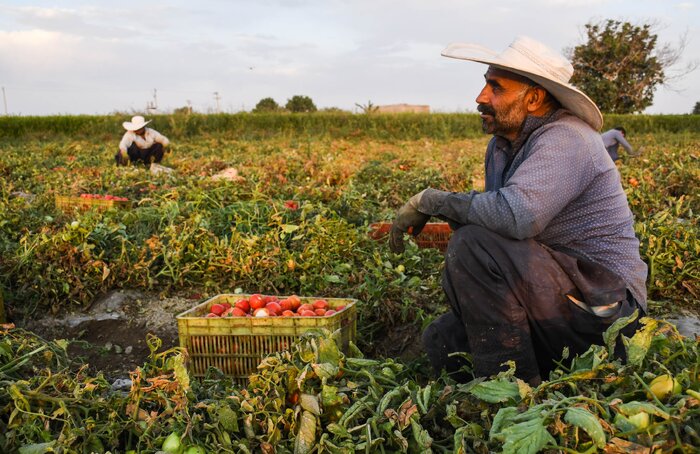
[0,114,699,452]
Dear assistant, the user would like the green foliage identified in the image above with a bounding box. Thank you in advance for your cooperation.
[285,95,317,113]
[252,97,280,113]
[693,102,700,115]
[570,20,665,113]
[2,317,700,452]
[1,112,699,141]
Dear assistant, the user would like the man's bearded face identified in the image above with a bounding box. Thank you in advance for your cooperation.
[475,68,533,141]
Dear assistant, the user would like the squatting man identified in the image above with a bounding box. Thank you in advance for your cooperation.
[390,36,647,385]
[116,115,170,166]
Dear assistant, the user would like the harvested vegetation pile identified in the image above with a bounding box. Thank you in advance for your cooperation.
[1,315,699,452]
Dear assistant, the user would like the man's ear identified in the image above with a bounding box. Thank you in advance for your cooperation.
[526,86,548,113]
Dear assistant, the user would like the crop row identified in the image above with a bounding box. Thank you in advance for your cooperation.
[0,133,698,342]
[1,112,699,141]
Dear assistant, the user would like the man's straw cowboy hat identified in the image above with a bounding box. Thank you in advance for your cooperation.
[442,36,603,130]
[122,115,152,131]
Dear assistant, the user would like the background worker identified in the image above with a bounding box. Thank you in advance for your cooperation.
[116,115,170,166]
[390,36,647,385]
[601,126,639,161]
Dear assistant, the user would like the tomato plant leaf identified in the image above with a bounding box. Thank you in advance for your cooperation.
[18,442,57,454]
[617,401,670,419]
[317,336,341,365]
[281,224,300,233]
[500,417,556,454]
[603,309,639,355]
[626,318,659,366]
[469,379,520,404]
[564,407,606,448]
[490,407,520,440]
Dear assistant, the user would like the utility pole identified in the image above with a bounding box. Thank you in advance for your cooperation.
[1,87,7,115]
[213,91,221,113]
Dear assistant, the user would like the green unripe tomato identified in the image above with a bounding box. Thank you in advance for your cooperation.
[162,432,182,454]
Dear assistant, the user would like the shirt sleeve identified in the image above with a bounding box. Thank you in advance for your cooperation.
[432,125,595,240]
[151,129,170,147]
[118,132,133,155]
[613,131,633,153]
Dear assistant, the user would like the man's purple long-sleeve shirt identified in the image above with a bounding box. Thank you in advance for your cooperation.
[425,110,648,308]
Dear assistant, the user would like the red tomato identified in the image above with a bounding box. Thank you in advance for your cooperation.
[287,295,302,311]
[235,299,250,313]
[281,310,295,317]
[205,312,219,318]
[221,307,235,317]
[266,302,282,315]
[313,299,329,310]
[220,302,231,310]
[314,308,327,316]
[325,310,336,317]
[263,295,278,304]
[210,303,225,316]
[249,294,265,310]
[336,305,346,312]
[297,303,314,314]
[231,307,247,317]
[300,310,316,317]
[279,299,293,311]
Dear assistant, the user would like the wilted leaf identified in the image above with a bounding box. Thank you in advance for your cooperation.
[469,379,520,403]
[500,417,556,454]
[626,318,659,366]
[617,401,670,419]
[321,384,342,407]
[317,336,341,365]
[281,224,300,233]
[490,407,520,440]
[564,407,606,448]
[18,442,57,454]
[603,309,639,355]
[311,362,338,380]
[300,393,320,415]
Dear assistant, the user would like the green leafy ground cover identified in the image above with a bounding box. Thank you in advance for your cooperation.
[0,121,698,452]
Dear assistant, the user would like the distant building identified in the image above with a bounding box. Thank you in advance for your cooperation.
[375,104,430,113]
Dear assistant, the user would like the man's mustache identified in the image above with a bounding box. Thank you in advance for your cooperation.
[477,104,495,116]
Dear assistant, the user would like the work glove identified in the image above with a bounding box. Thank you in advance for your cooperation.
[389,189,448,253]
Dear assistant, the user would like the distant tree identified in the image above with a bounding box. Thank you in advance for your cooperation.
[285,95,317,113]
[568,19,697,113]
[355,100,379,114]
[253,97,280,113]
[693,102,700,115]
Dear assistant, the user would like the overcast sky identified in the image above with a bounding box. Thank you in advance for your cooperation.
[1,0,698,116]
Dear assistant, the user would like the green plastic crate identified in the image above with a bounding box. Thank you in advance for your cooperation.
[176,294,357,383]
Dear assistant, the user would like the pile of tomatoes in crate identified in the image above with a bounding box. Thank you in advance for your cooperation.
[79,193,129,201]
[205,294,344,318]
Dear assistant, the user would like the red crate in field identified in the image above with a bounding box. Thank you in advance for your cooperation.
[369,222,452,252]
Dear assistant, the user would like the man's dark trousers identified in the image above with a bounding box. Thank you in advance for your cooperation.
[422,225,639,383]
[115,143,164,166]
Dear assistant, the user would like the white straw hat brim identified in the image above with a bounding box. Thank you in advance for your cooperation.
[442,41,603,131]
[122,119,152,131]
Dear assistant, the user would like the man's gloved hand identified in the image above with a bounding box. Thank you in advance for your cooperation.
[390,189,448,253]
